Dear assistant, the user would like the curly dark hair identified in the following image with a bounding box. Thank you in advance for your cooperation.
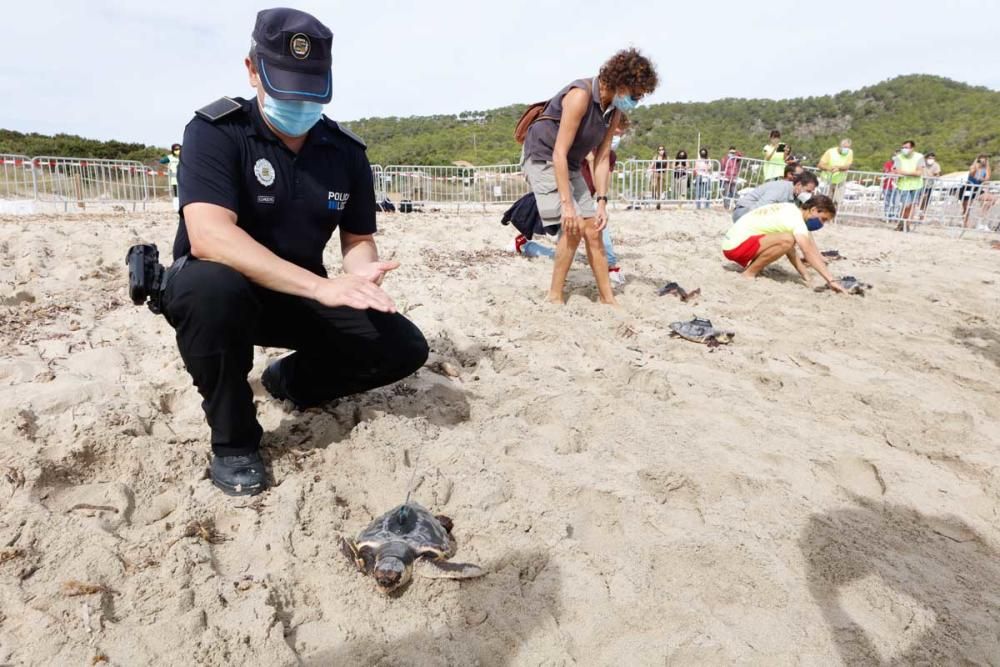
[599,48,658,97]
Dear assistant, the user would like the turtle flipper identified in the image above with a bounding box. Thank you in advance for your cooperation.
[680,287,701,303]
[340,536,367,574]
[416,558,485,580]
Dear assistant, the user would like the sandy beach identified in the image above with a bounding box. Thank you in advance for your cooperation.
[1,207,999,665]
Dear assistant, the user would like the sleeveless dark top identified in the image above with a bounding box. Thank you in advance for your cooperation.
[523,77,613,171]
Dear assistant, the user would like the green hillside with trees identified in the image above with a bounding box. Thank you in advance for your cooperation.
[2,75,996,173]
[0,130,165,164]
[345,75,998,173]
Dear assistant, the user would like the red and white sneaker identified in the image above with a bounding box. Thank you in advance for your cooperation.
[507,234,528,255]
[608,266,625,287]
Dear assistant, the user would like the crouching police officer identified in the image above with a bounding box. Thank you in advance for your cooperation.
[163,8,429,496]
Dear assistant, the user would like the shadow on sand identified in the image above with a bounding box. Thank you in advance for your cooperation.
[953,326,1000,369]
[261,370,473,465]
[800,494,1000,664]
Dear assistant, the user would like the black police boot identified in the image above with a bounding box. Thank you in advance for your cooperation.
[262,358,294,401]
[210,451,267,496]
[262,358,310,410]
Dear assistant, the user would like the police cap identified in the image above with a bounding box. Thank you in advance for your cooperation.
[251,8,333,103]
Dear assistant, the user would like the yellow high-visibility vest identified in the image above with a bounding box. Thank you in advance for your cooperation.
[896,152,924,191]
[763,144,785,181]
[822,148,852,184]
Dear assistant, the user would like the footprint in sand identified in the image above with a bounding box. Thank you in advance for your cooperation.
[42,481,136,532]
[832,456,887,498]
[637,467,693,505]
[625,367,673,398]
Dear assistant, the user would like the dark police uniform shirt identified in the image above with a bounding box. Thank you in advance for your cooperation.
[174,96,376,277]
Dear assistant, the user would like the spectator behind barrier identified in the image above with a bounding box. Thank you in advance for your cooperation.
[720,146,742,210]
[892,140,925,228]
[694,148,712,210]
[763,130,790,181]
[818,138,854,203]
[962,154,992,229]
[918,151,941,219]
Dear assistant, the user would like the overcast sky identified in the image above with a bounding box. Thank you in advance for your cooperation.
[2,0,998,148]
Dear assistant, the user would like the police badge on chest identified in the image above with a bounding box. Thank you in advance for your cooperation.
[328,191,350,211]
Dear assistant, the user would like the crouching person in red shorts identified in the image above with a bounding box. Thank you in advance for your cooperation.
[721,195,846,292]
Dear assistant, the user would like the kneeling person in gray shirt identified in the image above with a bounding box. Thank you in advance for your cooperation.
[732,172,819,222]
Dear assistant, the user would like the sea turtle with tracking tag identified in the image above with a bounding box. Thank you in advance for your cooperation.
[669,317,735,347]
[814,275,872,296]
[341,502,484,594]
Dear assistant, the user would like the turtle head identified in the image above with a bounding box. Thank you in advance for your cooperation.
[373,541,413,593]
[373,556,411,592]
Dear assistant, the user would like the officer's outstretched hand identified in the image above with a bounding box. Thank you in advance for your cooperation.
[313,275,397,313]
[352,260,400,286]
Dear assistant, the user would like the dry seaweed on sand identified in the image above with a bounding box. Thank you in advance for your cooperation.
[62,580,116,597]
[0,547,25,564]
[176,519,229,545]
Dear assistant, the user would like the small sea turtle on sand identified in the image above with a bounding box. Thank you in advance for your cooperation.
[658,281,701,302]
[341,502,484,594]
[669,317,735,347]
[814,275,872,296]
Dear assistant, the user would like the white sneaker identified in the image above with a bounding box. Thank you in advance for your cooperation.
[976,224,990,232]
[609,267,625,287]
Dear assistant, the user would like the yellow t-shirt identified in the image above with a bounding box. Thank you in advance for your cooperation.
[722,203,808,251]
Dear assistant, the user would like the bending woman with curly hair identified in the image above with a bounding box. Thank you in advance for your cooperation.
[522,48,658,306]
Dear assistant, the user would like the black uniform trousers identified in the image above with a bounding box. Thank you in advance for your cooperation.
[162,258,429,456]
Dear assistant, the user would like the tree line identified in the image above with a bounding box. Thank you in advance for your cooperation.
[2,75,996,174]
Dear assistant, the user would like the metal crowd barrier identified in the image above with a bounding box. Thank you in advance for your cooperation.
[469,163,530,205]
[370,164,386,202]
[0,154,35,199]
[1,150,996,232]
[143,167,173,202]
[826,170,1000,231]
[615,159,723,207]
[30,156,149,210]
[382,165,475,208]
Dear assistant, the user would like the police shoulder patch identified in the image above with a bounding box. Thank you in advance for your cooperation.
[195,97,244,122]
[325,120,367,149]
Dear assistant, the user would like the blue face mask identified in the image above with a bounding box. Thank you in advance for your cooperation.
[806,217,824,232]
[612,94,639,113]
[262,93,324,137]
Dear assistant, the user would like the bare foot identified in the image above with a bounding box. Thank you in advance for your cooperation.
[599,296,621,308]
[740,271,756,280]
[546,292,564,304]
